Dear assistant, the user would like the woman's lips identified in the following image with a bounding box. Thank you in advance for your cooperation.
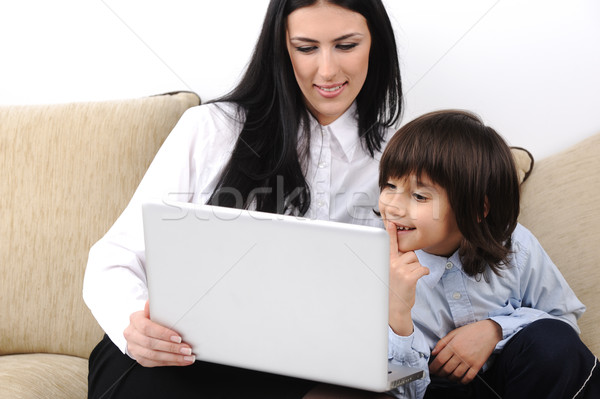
[314,82,347,98]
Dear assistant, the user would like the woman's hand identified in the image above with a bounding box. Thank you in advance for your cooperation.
[429,319,502,384]
[386,220,429,336]
[123,301,196,367]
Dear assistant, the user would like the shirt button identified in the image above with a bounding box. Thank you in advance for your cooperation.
[445,262,453,270]
[452,292,462,300]
[318,162,326,169]
[317,200,325,208]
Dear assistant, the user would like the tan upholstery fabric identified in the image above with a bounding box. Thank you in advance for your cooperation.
[519,132,600,356]
[0,353,87,399]
[511,147,534,184]
[0,354,88,399]
[0,92,200,359]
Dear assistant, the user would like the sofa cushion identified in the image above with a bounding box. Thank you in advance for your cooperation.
[0,92,201,359]
[511,146,534,184]
[519,131,600,356]
[0,353,87,399]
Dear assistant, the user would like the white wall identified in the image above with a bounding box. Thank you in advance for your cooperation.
[1,0,599,159]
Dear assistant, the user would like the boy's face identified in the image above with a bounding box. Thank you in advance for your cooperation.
[378,174,463,257]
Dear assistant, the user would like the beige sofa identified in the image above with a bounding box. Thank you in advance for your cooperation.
[0,91,598,397]
[0,92,201,398]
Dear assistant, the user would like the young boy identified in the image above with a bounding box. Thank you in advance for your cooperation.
[379,110,599,399]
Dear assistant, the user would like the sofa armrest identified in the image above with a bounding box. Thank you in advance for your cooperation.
[0,92,200,359]
[519,131,600,356]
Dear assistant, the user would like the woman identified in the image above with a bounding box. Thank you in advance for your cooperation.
[84,0,402,397]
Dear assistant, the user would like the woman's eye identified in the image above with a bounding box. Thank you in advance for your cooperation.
[296,46,317,53]
[337,43,358,51]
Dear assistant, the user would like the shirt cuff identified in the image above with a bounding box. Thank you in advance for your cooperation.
[388,326,429,364]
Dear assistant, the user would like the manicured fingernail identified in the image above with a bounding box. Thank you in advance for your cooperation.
[180,347,192,356]
[170,336,182,344]
[184,355,195,362]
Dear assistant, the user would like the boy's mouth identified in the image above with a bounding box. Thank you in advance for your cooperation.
[396,225,415,231]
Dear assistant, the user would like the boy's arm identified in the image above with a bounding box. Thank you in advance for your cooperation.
[385,221,431,398]
[428,319,501,383]
[489,225,585,351]
[388,327,430,399]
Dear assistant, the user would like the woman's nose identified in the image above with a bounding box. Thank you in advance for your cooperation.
[318,51,338,81]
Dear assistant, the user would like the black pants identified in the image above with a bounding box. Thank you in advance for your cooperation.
[88,334,317,399]
[424,319,599,399]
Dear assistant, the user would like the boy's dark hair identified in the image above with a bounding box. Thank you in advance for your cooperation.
[207,0,402,215]
[379,110,520,277]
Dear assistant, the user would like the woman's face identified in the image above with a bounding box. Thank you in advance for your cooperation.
[286,3,371,125]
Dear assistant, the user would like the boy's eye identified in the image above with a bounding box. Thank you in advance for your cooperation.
[384,182,397,190]
[413,193,428,201]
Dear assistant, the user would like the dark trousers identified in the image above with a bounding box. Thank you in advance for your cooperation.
[88,334,317,399]
[424,319,599,399]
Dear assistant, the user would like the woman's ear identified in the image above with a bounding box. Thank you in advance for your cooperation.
[483,196,490,218]
[478,196,490,222]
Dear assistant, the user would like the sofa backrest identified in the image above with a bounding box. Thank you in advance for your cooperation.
[519,131,600,356]
[0,92,201,359]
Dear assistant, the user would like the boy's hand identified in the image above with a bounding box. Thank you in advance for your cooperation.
[386,219,429,336]
[429,319,502,384]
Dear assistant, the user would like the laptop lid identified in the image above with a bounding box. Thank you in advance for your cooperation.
[143,200,423,392]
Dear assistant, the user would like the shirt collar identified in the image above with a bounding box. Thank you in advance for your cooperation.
[309,103,360,162]
[415,250,465,288]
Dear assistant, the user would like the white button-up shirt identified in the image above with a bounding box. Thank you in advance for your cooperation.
[83,102,391,353]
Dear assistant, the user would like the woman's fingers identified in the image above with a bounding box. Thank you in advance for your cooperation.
[128,337,195,367]
[124,301,195,367]
[135,304,181,343]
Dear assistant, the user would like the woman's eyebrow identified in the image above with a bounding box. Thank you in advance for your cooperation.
[289,32,364,43]
[334,32,364,41]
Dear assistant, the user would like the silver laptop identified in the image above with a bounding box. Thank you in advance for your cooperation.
[142,200,424,392]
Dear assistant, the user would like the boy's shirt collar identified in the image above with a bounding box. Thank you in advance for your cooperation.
[415,250,480,288]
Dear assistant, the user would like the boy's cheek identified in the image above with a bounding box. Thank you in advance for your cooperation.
[377,196,388,216]
[378,191,396,211]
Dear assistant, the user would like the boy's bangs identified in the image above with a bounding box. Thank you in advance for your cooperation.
[379,127,447,189]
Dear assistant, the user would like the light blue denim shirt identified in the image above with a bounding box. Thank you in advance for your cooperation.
[387,223,585,398]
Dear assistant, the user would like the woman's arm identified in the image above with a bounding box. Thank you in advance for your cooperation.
[83,104,239,357]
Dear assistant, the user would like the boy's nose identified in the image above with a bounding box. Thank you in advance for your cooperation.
[383,200,407,219]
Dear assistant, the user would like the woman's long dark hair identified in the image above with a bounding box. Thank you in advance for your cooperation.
[207,0,402,215]
[379,110,520,277]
